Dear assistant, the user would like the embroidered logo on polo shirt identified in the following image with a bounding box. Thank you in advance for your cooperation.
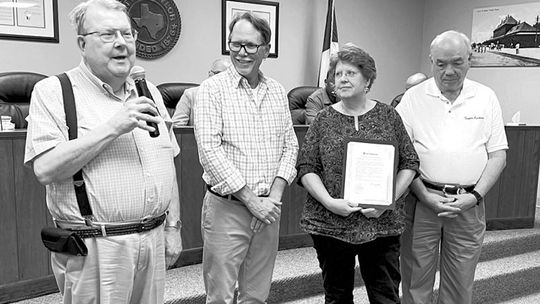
[464,116,485,120]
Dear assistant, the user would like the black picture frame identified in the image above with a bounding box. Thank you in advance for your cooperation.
[0,0,59,43]
[221,0,279,58]
[471,2,540,67]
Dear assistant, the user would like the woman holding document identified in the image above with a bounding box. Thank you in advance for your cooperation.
[296,44,419,304]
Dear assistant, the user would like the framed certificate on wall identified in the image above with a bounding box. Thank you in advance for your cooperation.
[0,0,58,43]
[341,139,397,209]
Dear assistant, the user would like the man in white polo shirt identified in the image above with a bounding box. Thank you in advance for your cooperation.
[396,30,508,304]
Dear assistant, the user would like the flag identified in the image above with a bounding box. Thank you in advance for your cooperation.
[318,0,339,87]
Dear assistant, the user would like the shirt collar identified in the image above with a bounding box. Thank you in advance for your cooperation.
[425,77,476,102]
[78,60,136,99]
[227,65,267,89]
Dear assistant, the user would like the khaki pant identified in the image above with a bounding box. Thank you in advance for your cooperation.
[400,193,485,304]
[52,226,165,304]
[202,191,280,304]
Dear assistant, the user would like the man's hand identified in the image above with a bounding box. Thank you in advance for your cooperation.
[419,191,462,218]
[250,217,266,233]
[245,197,282,225]
[164,227,182,269]
[324,198,363,217]
[438,193,477,217]
[107,97,161,136]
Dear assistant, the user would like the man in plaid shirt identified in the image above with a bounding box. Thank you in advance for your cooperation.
[193,12,298,304]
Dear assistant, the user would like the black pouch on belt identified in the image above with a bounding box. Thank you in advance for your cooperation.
[41,227,88,256]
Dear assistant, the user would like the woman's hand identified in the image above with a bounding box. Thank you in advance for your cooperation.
[325,198,363,217]
[361,208,386,218]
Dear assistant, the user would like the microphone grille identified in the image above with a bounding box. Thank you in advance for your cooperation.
[130,66,145,80]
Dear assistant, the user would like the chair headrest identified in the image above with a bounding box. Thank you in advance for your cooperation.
[390,93,404,108]
[157,82,199,109]
[0,72,47,104]
[287,86,319,110]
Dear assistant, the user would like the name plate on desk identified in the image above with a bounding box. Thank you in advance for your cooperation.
[341,139,397,209]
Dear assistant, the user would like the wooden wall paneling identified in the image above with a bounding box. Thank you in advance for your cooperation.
[287,182,307,234]
[13,138,49,280]
[0,275,58,304]
[281,186,306,237]
[175,128,204,250]
[278,184,292,236]
[514,128,530,218]
[0,138,20,285]
[519,129,540,219]
[278,127,304,237]
[484,174,502,220]
[290,127,308,236]
[483,128,507,221]
[528,130,540,214]
[497,129,524,220]
[278,127,311,248]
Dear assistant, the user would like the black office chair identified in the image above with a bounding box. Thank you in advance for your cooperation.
[287,86,319,125]
[0,72,47,128]
[156,82,199,117]
[390,92,404,108]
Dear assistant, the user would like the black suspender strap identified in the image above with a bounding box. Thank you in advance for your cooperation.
[57,73,94,219]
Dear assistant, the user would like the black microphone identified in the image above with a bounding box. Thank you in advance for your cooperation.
[130,66,160,138]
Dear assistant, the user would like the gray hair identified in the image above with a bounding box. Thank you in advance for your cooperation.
[228,12,271,45]
[430,30,472,56]
[329,43,377,89]
[69,0,128,35]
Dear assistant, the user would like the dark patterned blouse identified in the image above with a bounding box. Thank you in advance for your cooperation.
[296,102,419,244]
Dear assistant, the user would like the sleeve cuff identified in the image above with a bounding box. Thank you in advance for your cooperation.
[211,176,246,196]
[276,163,297,185]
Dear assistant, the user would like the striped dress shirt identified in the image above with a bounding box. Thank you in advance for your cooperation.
[194,66,298,196]
[24,61,179,222]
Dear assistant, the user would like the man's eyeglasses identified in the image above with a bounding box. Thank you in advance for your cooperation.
[228,41,264,54]
[81,29,138,43]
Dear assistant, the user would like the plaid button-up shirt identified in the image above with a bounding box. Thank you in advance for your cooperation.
[194,67,298,196]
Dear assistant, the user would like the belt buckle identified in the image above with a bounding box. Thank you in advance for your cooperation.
[138,216,152,232]
[442,184,455,195]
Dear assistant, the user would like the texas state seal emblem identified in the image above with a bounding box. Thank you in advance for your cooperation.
[122,0,181,59]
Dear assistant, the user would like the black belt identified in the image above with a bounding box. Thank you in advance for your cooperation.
[422,180,475,195]
[206,185,268,201]
[66,213,166,238]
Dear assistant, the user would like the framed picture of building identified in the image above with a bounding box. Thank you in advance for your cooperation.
[222,0,279,58]
[471,2,540,67]
[0,0,59,43]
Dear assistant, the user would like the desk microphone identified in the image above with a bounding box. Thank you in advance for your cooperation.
[130,66,160,138]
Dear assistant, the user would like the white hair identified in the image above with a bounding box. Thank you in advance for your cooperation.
[69,0,128,34]
[430,30,472,56]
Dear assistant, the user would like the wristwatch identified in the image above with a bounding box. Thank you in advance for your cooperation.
[469,190,483,206]
[165,220,182,230]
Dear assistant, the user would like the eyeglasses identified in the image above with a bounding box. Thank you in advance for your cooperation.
[228,41,264,54]
[81,29,138,43]
[335,70,360,79]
